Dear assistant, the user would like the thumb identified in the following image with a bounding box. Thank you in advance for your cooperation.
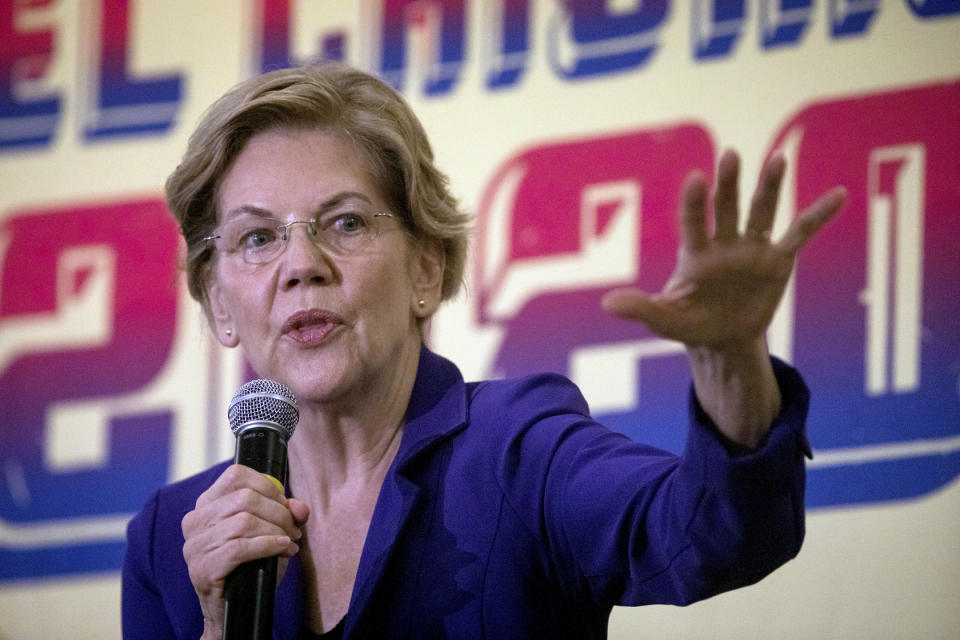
[289,498,311,526]
[601,287,678,338]
[601,287,658,321]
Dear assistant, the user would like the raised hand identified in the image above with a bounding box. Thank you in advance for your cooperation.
[602,149,846,351]
[602,149,846,447]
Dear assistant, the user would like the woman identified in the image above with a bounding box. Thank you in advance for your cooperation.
[122,62,845,639]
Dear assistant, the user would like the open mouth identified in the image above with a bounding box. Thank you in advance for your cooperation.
[281,308,344,345]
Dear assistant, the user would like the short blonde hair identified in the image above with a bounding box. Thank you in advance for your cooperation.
[166,62,471,318]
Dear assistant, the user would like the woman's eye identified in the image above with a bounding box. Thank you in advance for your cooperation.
[240,228,277,249]
[332,213,367,234]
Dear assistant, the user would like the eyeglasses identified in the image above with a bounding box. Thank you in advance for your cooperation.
[203,210,397,265]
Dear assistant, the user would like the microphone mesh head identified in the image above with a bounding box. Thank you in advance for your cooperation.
[228,379,299,438]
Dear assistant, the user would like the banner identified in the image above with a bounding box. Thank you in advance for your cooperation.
[1,1,958,637]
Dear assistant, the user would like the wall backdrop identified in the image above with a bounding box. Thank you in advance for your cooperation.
[1,1,958,638]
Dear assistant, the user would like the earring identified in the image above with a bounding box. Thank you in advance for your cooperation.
[418,299,425,308]
[226,329,233,336]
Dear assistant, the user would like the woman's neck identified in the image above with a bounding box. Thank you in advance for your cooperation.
[285,338,419,503]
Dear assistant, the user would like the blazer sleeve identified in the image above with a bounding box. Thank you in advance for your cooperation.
[490,357,810,609]
[122,490,179,639]
[121,463,221,639]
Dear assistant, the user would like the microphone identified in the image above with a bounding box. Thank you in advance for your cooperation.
[222,379,299,640]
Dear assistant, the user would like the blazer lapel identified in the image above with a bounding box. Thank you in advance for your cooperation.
[343,348,467,635]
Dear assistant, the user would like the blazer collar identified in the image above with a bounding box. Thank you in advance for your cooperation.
[393,346,469,472]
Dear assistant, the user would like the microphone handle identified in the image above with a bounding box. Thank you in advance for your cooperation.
[223,424,289,640]
[223,557,277,640]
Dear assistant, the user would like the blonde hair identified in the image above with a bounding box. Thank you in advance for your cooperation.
[166,62,471,318]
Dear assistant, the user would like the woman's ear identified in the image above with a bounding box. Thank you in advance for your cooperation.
[206,279,239,347]
[410,239,445,318]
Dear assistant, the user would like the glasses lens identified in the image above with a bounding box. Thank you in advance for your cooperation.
[215,209,393,264]
[218,218,285,264]
[316,210,385,254]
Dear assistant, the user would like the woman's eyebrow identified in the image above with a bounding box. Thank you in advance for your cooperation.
[313,191,374,213]
[223,192,375,221]
[222,204,275,221]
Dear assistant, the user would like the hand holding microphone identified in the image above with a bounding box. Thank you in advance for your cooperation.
[180,380,309,640]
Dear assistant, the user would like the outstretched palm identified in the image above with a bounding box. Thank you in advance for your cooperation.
[602,150,846,351]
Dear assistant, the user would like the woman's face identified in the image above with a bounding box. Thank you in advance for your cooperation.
[206,127,442,408]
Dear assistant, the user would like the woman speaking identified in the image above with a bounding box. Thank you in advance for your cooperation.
[122,62,845,639]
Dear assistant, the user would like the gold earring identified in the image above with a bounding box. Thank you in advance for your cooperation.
[418,299,425,308]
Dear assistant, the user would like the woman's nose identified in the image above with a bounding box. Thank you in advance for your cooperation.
[278,223,336,289]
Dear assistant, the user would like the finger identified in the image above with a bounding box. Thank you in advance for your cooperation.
[182,512,300,559]
[218,507,298,544]
[184,515,286,564]
[680,170,709,252]
[745,152,786,237]
[187,534,297,587]
[220,487,301,538]
[778,186,847,254]
[215,535,298,564]
[713,149,740,243]
[183,508,301,580]
[197,464,287,508]
[184,485,301,542]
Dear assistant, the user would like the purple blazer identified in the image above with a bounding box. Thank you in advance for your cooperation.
[122,348,810,638]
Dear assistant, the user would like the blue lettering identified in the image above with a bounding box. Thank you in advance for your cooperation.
[0,1,60,149]
[692,0,747,59]
[485,0,530,89]
[256,0,292,72]
[904,0,960,18]
[549,0,670,78]
[378,0,467,96]
[830,0,880,37]
[254,0,346,75]
[759,0,813,49]
[83,0,182,140]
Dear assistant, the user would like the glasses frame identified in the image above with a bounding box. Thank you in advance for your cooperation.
[202,212,396,265]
